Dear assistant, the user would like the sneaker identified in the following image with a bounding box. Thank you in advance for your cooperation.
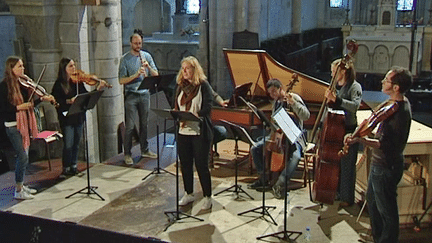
[179,193,195,206]
[272,184,284,199]
[14,190,35,200]
[359,233,374,243]
[141,150,157,159]
[23,185,37,194]
[201,196,212,210]
[124,155,133,165]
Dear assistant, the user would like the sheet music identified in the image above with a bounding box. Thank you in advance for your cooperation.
[272,107,302,144]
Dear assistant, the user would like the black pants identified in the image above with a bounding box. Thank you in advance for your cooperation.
[178,134,212,197]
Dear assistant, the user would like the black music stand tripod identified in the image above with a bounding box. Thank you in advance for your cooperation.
[214,120,254,200]
[237,98,277,225]
[65,90,105,201]
[257,106,304,241]
[139,75,176,181]
[152,109,204,231]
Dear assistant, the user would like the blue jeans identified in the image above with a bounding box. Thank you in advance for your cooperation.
[213,125,227,144]
[5,126,28,184]
[339,142,359,205]
[124,91,150,155]
[367,163,403,243]
[62,123,84,170]
[251,136,269,174]
[276,142,302,186]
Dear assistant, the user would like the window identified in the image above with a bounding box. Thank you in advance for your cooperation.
[330,0,343,8]
[186,0,200,14]
[397,0,413,11]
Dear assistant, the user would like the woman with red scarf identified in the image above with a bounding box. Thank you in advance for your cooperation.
[175,56,213,210]
[0,56,55,200]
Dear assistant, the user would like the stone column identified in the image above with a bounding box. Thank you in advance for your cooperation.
[292,0,302,34]
[211,0,235,97]
[235,0,249,31]
[6,0,62,91]
[89,0,123,161]
[423,26,432,71]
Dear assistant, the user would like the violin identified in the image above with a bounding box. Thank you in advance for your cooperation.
[338,100,399,156]
[18,76,59,108]
[70,70,113,88]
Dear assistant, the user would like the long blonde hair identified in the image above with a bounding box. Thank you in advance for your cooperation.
[176,56,207,86]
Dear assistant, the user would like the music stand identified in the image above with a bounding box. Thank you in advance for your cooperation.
[214,120,254,200]
[256,106,303,241]
[237,97,277,225]
[65,90,105,201]
[154,109,204,231]
[226,82,253,107]
[139,75,177,180]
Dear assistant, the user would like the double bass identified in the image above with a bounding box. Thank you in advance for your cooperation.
[310,40,358,205]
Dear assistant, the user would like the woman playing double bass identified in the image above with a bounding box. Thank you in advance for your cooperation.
[0,56,56,200]
[324,58,362,207]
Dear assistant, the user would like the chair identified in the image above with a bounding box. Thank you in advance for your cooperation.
[33,102,62,171]
[298,143,316,187]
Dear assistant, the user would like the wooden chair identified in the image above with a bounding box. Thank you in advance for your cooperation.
[298,143,316,187]
[33,103,62,170]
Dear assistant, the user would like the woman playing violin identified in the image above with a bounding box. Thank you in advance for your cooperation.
[0,56,55,200]
[345,67,412,243]
[324,58,362,207]
[51,58,107,177]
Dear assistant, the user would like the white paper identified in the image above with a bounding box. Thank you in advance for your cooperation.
[272,108,302,144]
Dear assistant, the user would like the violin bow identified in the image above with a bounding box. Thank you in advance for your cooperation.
[28,64,47,101]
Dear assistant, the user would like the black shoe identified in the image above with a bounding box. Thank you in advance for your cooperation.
[69,167,78,175]
[248,179,268,189]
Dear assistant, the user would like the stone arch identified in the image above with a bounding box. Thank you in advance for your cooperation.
[373,45,390,72]
[392,45,410,68]
[382,11,391,25]
[355,44,370,71]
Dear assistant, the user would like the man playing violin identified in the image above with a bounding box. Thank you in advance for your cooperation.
[248,78,310,199]
[0,56,56,200]
[345,67,413,243]
[118,29,158,165]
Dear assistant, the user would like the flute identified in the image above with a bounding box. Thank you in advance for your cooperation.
[138,52,148,77]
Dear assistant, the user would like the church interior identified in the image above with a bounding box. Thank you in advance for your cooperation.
[1,0,432,242]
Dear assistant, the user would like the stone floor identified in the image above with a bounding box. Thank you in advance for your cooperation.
[1,134,431,242]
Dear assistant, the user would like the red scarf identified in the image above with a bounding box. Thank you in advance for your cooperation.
[15,88,38,149]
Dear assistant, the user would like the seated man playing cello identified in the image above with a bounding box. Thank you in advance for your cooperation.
[248,78,310,199]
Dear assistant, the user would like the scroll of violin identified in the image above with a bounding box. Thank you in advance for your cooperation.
[338,100,399,156]
[70,70,113,88]
[19,75,59,108]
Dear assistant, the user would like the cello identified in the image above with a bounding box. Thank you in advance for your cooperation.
[310,40,358,205]
[266,74,299,172]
